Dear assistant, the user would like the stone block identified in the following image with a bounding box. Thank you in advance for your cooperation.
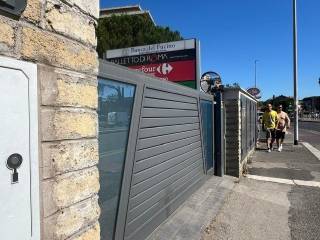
[42,167,100,217]
[41,108,97,141]
[46,0,97,46]
[70,223,100,240]
[0,18,15,48]
[21,27,98,74]
[41,139,99,179]
[43,196,100,240]
[22,0,43,23]
[67,0,100,18]
[39,65,97,109]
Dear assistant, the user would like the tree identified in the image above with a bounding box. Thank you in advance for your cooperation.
[261,95,294,112]
[96,14,183,58]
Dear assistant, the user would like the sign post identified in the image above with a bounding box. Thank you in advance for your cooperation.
[293,0,299,145]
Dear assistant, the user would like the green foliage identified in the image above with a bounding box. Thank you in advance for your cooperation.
[96,14,183,58]
[262,95,294,112]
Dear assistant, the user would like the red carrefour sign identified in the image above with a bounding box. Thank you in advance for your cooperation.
[106,39,198,88]
[129,60,195,82]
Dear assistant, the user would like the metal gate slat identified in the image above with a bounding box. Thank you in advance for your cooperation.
[132,148,202,185]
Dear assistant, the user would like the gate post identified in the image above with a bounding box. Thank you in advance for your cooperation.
[214,91,225,176]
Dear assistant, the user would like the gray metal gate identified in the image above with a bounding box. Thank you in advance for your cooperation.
[98,60,213,240]
[125,87,204,240]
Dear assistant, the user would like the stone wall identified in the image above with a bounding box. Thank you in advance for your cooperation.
[224,99,241,177]
[0,0,100,239]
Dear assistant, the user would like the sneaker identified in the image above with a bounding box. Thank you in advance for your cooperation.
[277,147,281,152]
[279,145,283,152]
[267,149,271,153]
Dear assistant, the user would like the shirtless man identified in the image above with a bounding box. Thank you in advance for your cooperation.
[276,105,291,152]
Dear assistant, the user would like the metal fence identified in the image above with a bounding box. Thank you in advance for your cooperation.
[240,93,257,161]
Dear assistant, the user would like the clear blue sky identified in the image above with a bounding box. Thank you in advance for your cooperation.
[100,0,320,100]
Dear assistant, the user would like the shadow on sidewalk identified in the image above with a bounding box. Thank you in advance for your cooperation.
[249,131,320,182]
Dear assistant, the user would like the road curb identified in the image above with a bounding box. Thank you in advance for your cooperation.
[245,174,320,188]
[299,119,320,123]
[301,142,320,160]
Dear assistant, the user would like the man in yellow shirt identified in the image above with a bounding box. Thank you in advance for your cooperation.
[262,103,278,152]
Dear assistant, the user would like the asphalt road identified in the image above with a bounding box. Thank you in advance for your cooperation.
[298,121,320,151]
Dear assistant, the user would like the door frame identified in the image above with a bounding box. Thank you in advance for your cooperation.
[98,60,145,240]
[199,94,214,174]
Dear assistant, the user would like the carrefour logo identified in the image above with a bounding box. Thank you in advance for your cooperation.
[157,63,173,75]
[137,63,173,76]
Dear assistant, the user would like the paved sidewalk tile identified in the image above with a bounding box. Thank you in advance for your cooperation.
[147,176,236,240]
[202,179,292,240]
[201,178,320,240]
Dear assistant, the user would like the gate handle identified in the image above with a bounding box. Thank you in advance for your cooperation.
[6,154,23,184]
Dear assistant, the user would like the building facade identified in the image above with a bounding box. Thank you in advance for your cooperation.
[100,5,155,25]
[302,96,320,113]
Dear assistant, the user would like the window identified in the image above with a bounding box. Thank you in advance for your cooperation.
[200,100,214,171]
[98,78,135,240]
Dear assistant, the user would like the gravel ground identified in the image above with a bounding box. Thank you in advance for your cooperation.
[288,185,320,240]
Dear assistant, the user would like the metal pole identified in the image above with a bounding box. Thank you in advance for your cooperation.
[293,0,299,145]
[254,60,258,88]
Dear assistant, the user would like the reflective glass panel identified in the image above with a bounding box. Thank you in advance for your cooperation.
[98,78,135,240]
[200,100,214,171]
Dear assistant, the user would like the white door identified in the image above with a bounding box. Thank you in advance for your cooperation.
[0,67,32,239]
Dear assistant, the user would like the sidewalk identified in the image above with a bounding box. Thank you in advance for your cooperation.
[147,175,236,240]
[202,133,320,240]
[250,134,320,182]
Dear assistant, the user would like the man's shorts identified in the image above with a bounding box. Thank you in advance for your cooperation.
[276,130,286,140]
[266,128,276,139]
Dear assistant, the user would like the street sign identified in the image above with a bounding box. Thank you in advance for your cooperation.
[106,39,198,89]
[247,87,261,97]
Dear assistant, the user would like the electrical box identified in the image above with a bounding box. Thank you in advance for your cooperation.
[0,56,40,239]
